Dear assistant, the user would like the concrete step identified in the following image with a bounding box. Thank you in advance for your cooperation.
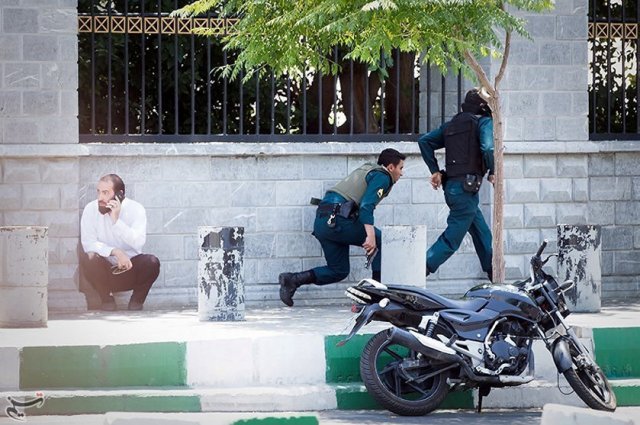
[0,385,337,416]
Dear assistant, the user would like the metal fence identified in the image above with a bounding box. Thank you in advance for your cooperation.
[77,0,463,143]
[589,0,640,140]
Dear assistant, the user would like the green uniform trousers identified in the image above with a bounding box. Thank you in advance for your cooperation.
[427,180,493,275]
[312,213,381,285]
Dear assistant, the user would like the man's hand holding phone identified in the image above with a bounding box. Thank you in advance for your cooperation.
[107,191,124,223]
[111,248,132,274]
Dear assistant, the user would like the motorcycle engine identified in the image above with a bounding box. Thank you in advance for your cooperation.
[485,322,530,374]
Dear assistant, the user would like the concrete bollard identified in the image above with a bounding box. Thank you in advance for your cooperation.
[0,226,48,328]
[198,226,245,321]
[381,225,427,287]
[557,224,601,313]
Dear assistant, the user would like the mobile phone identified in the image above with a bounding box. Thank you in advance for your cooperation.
[98,190,125,215]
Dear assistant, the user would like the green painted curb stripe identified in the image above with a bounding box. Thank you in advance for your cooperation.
[593,328,640,379]
[27,395,200,416]
[324,334,371,383]
[20,342,187,389]
[232,417,319,425]
[333,384,474,410]
[611,383,640,407]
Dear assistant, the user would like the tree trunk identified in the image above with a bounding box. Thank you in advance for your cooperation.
[489,93,505,283]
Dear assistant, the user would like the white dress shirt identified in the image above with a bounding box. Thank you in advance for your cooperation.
[80,198,147,264]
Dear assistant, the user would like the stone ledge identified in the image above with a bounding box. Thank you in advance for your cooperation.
[2,140,640,158]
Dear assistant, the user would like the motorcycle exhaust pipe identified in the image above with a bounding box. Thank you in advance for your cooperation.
[387,327,461,363]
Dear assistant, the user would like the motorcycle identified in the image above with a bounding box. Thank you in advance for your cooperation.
[339,240,617,415]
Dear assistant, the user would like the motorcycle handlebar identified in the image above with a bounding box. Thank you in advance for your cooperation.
[536,239,548,257]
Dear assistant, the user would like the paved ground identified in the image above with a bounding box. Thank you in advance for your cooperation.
[3,407,640,425]
[2,298,639,348]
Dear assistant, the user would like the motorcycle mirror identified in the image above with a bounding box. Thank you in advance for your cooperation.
[541,253,558,265]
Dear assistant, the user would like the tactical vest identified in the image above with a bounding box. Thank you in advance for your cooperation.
[329,163,394,205]
[443,112,485,178]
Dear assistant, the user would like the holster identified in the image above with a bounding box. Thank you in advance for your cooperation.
[462,174,482,193]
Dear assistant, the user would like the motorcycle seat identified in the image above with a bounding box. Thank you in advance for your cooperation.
[387,284,487,312]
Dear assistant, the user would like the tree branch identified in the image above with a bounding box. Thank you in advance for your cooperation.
[494,30,511,88]
[463,50,494,95]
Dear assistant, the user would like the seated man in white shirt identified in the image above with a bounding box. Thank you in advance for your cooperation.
[80,174,160,311]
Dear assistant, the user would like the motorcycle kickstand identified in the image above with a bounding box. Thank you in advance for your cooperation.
[477,385,491,413]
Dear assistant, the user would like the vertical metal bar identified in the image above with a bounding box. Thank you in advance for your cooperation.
[239,69,244,134]
[426,61,431,131]
[411,56,416,134]
[380,51,385,134]
[591,0,596,135]
[191,21,195,135]
[255,72,260,135]
[141,0,146,134]
[333,46,338,134]
[621,2,626,132]
[440,74,446,126]
[107,1,112,134]
[270,70,275,134]
[287,74,291,134]
[158,0,163,134]
[457,70,462,112]
[206,12,211,135]
[174,0,179,134]
[223,50,227,134]
[395,49,400,134]
[349,60,353,135]
[606,0,611,133]
[637,0,640,133]
[90,0,95,134]
[124,0,129,134]
[365,68,369,133]
[302,68,307,134]
[381,79,385,134]
[318,69,323,135]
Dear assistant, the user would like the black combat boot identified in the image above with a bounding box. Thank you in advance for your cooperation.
[372,270,381,282]
[279,270,315,307]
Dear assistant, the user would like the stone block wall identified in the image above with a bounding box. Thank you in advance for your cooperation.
[0,1,83,310]
[0,0,78,145]
[501,0,588,144]
[588,152,640,298]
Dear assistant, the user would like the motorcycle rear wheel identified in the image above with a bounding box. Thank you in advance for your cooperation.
[360,329,450,416]
[563,344,617,411]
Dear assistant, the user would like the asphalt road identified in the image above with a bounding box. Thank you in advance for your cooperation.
[318,409,543,425]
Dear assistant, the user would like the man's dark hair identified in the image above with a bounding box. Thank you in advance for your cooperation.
[100,173,125,195]
[377,148,406,167]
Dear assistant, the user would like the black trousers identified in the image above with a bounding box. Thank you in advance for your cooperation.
[79,252,160,304]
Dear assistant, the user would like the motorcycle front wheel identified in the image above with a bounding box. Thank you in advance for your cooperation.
[563,342,617,411]
[360,329,450,416]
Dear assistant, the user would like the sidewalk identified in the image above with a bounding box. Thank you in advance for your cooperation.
[1,300,639,417]
[2,299,639,348]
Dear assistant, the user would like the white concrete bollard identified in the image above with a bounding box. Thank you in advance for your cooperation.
[381,225,427,287]
[0,226,48,328]
[557,224,601,313]
[198,226,245,321]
